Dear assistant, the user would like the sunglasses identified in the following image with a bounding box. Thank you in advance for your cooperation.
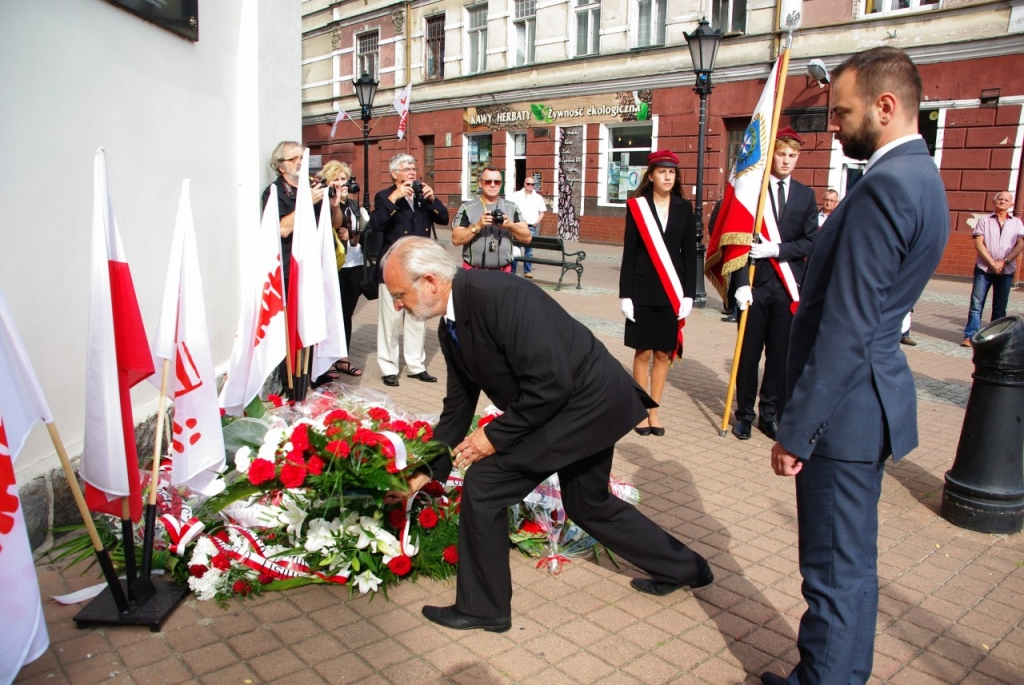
[481,179,502,186]
[524,182,535,186]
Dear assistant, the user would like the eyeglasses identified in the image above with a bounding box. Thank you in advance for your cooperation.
[481,179,502,186]
[390,277,421,304]
[283,156,302,164]
[524,182,535,186]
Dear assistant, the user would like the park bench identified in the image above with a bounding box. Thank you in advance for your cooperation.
[513,235,586,290]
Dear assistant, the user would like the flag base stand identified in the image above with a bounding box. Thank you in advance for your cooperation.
[74,580,189,633]
[718,429,728,438]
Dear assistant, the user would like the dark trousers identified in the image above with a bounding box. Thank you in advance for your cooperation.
[787,454,886,685]
[736,274,793,422]
[457,445,704,618]
[338,266,363,346]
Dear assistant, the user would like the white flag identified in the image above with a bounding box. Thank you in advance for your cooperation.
[0,291,51,682]
[393,83,412,140]
[287,149,328,373]
[330,108,350,139]
[151,181,226,494]
[219,187,287,416]
[311,201,348,380]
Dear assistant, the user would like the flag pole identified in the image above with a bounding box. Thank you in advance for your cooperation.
[719,39,793,437]
[281,300,295,391]
[44,422,130,613]
[133,359,170,600]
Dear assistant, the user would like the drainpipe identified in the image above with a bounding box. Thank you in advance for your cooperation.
[405,0,412,154]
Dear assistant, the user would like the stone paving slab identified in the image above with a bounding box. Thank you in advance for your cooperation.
[18,232,1024,684]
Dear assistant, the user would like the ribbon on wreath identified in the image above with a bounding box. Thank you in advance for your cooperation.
[208,525,349,585]
[160,515,206,555]
[536,554,571,574]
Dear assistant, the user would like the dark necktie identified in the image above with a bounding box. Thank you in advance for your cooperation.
[443,318,461,350]
[777,180,787,220]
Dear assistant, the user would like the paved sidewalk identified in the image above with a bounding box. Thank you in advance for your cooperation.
[18,233,1024,685]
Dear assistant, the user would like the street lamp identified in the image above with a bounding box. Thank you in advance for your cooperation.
[353,72,379,210]
[684,17,723,308]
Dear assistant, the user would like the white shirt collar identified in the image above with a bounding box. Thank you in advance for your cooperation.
[864,134,922,174]
[770,174,789,189]
[445,290,456,323]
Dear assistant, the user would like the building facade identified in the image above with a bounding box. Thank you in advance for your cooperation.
[300,0,1024,277]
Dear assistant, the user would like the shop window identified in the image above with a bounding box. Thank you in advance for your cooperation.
[425,15,445,81]
[422,135,436,183]
[636,0,666,48]
[712,0,746,34]
[605,125,653,204]
[575,0,601,57]
[513,0,536,66]
[356,31,379,79]
[467,4,488,74]
[466,133,493,196]
[863,0,939,16]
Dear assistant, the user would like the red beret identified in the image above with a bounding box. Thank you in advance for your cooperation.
[647,149,679,168]
[776,127,804,145]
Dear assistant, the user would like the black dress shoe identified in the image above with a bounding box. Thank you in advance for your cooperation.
[381,375,399,387]
[732,419,752,440]
[631,559,714,596]
[422,605,511,633]
[634,425,651,436]
[408,371,437,383]
[650,426,666,436]
[758,419,778,440]
[760,672,787,685]
[721,313,738,323]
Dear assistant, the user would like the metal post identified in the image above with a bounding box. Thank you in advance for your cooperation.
[693,74,711,308]
[361,109,371,210]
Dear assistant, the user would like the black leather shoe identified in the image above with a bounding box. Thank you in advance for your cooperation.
[732,419,752,440]
[758,419,778,440]
[634,426,652,436]
[408,371,437,383]
[381,375,399,387]
[422,605,511,633]
[760,673,787,685]
[631,559,714,596]
[650,426,666,436]
[721,313,738,323]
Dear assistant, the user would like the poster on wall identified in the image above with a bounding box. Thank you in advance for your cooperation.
[557,126,583,242]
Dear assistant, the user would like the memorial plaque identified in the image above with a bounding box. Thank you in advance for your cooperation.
[107,0,199,42]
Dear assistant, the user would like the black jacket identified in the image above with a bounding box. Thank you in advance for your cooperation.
[618,192,697,305]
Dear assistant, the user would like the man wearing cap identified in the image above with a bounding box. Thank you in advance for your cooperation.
[732,128,819,441]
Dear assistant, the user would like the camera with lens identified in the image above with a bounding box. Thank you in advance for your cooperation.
[346,175,360,196]
[491,208,505,226]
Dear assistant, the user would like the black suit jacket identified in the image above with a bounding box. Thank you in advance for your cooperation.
[432,270,653,483]
[371,186,449,276]
[778,139,949,462]
[737,178,818,289]
[618,193,697,305]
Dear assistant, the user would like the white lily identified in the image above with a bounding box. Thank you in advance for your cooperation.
[234,446,253,473]
[276,498,308,536]
[353,569,382,594]
[304,518,341,552]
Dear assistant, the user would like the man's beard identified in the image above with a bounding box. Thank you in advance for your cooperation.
[405,293,439,322]
[839,114,881,161]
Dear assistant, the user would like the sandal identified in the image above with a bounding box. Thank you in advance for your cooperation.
[334,359,363,377]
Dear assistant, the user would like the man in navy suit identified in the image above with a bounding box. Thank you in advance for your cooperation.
[381,237,712,632]
[732,128,819,441]
[761,47,949,685]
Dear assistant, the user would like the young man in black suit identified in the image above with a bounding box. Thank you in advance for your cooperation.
[761,47,949,685]
[732,128,819,441]
[381,236,712,632]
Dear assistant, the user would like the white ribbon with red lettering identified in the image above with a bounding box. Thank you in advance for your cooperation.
[627,197,686,358]
[760,199,801,311]
[208,525,349,585]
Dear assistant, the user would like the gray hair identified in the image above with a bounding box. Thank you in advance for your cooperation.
[389,153,416,174]
[381,237,458,282]
[270,141,301,175]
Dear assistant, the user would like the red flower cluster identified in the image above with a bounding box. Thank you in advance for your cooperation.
[232,579,252,596]
[267,394,285,408]
[387,507,407,530]
[520,520,545,535]
[211,554,231,571]
[325,440,350,458]
[248,458,276,486]
[188,564,208,578]
[387,554,412,576]
[442,545,459,564]
[418,509,439,529]
[368,407,391,422]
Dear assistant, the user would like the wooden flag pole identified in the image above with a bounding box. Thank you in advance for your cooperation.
[281,299,295,390]
[719,43,793,437]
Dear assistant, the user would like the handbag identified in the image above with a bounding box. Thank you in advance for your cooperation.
[359,259,379,301]
[358,214,381,300]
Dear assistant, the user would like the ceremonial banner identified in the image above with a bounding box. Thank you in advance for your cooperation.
[151,181,226,494]
[286,150,328,372]
[330,108,350,139]
[0,292,51,682]
[219,188,287,416]
[394,83,412,140]
[704,56,783,301]
[311,200,347,381]
[82,149,155,521]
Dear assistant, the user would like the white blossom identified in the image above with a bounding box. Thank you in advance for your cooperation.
[234,446,253,473]
[276,498,308,536]
[304,518,341,552]
[353,569,382,594]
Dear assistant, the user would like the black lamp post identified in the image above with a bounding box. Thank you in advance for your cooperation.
[685,17,723,308]
[353,72,379,210]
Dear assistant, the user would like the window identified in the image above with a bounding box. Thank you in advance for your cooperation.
[356,31,379,79]
[425,15,445,80]
[422,135,436,182]
[467,4,488,74]
[513,0,537,66]
[575,0,601,57]
[864,0,939,15]
[725,120,747,174]
[712,0,746,34]
[466,133,493,196]
[636,0,666,48]
[605,125,653,203]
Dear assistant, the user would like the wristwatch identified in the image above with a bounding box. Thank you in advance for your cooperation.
[472,225,480,235]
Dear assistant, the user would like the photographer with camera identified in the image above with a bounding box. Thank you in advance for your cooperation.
[372,153,449,387]
[452,166,530,272]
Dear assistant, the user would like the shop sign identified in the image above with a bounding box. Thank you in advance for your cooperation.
[465,91,653,131]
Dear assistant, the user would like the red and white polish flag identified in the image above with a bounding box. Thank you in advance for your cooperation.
[0,291,51,682]
[219,186,287,416]
[150,181,226,495]
[394,83,412,140]
[82,149,155,522]
[311,199,348,381]
[330,108,350,139]
[287,149,327,373]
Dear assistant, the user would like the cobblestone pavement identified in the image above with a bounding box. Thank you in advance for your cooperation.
[18,233,1024,685]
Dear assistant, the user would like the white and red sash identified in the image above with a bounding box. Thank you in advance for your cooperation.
[627,197,686,359]
[760,196,801,314]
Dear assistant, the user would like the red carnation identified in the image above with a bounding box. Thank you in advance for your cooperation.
[368,407,391,422]
[285,450,305,465]
[381,441,396,459]
[188,564,208,578]
[442,545,459,564]
[212,530,230,543]
[306,455,325,476]
[521,520,545,534]
[259,572,275,585]
[291,424,310,451]
[326,425,344,438]
[387,555,413,576]
[326,440,350,458]
[422,480,445,497]
[232,580,252,596]
[418,508,439,529]
[477,414,497,428]
[248,458,276,486]
[387,507,408,530]
[267,394,284,407]
[280,462,307,489]
[324,409,351,424]
[211,554,231,571]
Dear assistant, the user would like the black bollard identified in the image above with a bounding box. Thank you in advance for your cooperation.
[941,316,1024,534]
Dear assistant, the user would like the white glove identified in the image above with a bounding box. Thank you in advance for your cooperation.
[677,297,693,320]
[750,241,780,259]
[735,286,753,311]
[620,298,635,322]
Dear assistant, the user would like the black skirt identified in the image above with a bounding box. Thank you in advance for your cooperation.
[624,304,679,352]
